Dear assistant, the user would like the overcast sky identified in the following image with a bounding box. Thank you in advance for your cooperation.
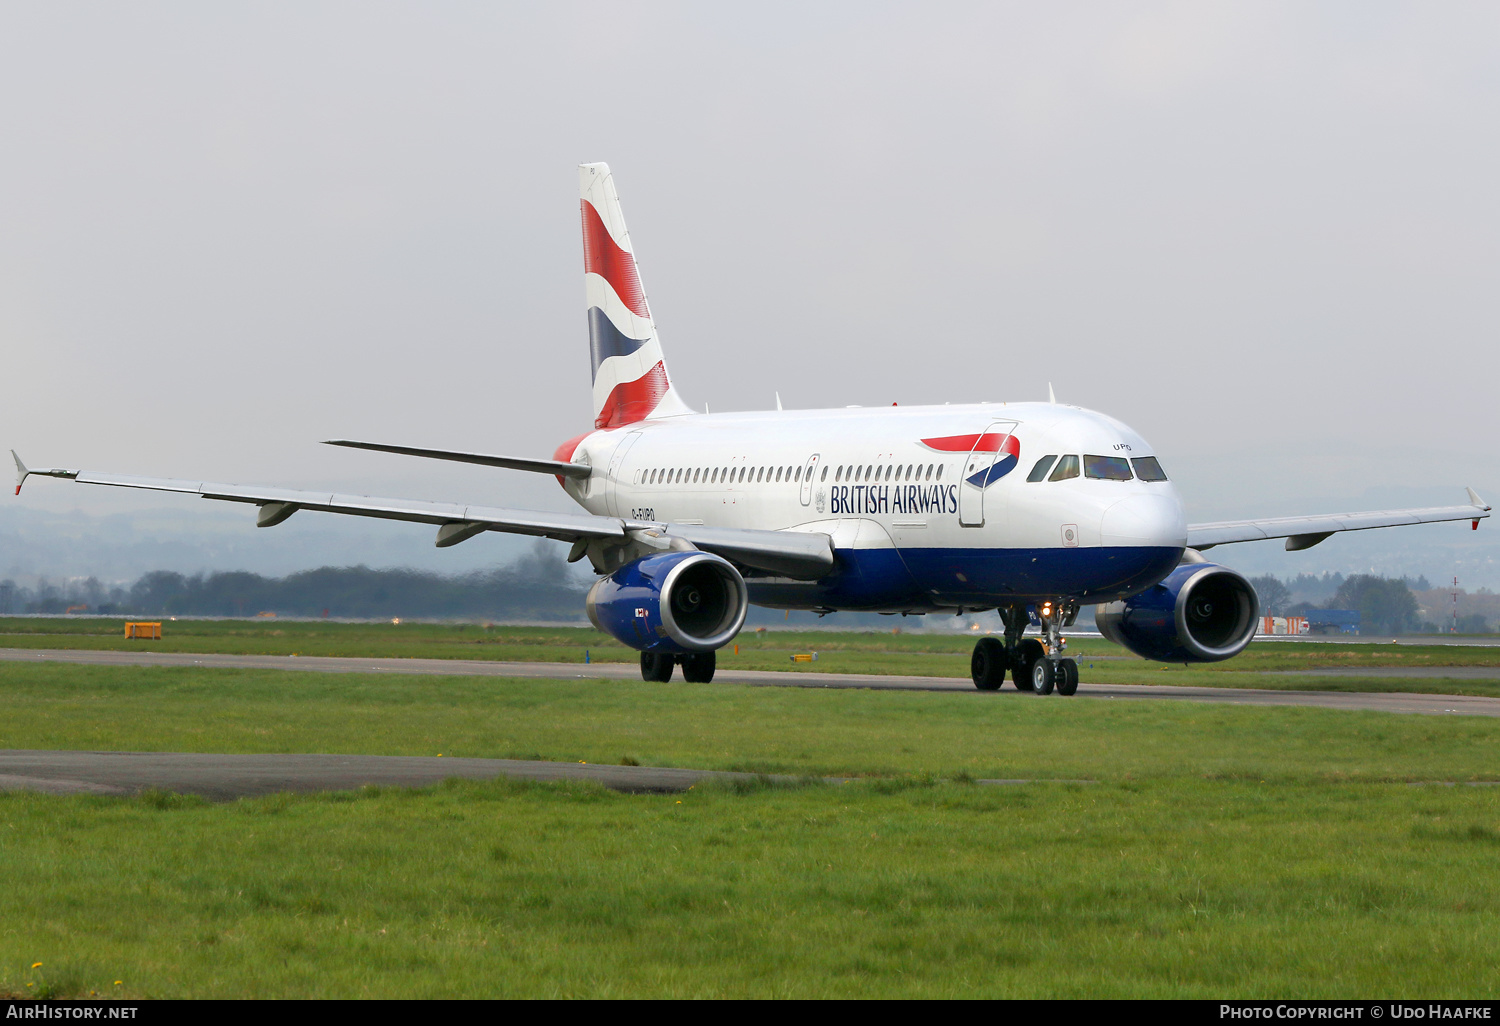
[3,2,1498,583]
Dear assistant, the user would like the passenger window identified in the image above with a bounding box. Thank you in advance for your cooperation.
[821,466,829,481]
[864,466,873,482]
[1083,455,1133,481]
[925,464,934,480]
[936,464,944,481]
[1027,456,1058,482]
[884,465,892,481]
[1049,456,1080,482]
[1132,456,1169,482]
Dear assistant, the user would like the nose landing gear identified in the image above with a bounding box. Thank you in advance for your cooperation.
[969,600,1080,696]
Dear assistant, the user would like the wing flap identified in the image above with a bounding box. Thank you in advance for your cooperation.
[666,523,834,580]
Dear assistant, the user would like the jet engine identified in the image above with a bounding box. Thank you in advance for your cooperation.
[1095,562,1259,663]
[586,551,748,654]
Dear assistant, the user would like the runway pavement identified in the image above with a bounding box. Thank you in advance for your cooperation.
[4,646,1500,717]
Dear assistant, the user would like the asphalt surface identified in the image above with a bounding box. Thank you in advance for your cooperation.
[1267,666,1500,679]
[4,646,1500,717]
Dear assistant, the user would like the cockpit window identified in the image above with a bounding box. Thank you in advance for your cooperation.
[1048,455,1080,482]
[1027,456,1058,482]
[1131,456,1168,482]
[1084,455,1133,481]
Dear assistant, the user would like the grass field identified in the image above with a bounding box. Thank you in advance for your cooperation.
[3,617,1500,696]
[4,625,1500,997]
[5,776,1500,999]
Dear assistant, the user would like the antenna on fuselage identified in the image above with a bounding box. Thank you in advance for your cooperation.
[775,392,783,411]
[1048,382,1057,404]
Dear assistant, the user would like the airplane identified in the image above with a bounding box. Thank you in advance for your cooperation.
[12,163,1492,692]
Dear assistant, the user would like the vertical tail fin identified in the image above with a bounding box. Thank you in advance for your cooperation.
[580,162,693,429]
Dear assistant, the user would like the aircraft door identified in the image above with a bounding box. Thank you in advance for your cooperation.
[957,420,1018,527]
[605,431,643,517]
[799,453,821,506]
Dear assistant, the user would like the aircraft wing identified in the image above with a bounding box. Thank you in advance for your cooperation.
[1187,489,1491,551]
[10,453,835,579]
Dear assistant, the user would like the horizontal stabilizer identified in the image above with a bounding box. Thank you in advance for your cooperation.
[324,440,591,480]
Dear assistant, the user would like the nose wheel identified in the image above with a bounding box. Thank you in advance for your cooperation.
[972,602,1080,695]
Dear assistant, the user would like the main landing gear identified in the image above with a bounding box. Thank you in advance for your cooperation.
[639,650,717,684]
[969,601,1079,697]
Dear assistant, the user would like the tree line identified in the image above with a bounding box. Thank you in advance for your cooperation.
[1249,572,1490,636]
[0,548,590,621]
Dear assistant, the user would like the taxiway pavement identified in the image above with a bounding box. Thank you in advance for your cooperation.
[3,646,1499,717]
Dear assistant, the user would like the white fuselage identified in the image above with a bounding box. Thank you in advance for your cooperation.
[561,401,1187,612]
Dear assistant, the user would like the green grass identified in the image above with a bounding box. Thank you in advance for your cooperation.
[4,660,1500,997]
[6,617,1500,698]
[4,661,1499,783]
[4,616,1497,671]
[3,778,1500,998]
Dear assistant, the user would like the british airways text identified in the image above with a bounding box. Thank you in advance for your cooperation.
[830,484,958,516]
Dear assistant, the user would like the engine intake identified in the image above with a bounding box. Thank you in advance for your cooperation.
[586,551,748,654]
[1095,562,1259,663]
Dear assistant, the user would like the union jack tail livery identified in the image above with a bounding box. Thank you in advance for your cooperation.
[580,162,692,430]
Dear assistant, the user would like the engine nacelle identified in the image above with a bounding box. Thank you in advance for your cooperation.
[1095,562,1259,663]
[586,551,748,654]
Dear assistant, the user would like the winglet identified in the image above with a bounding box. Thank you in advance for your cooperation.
[1467,487,1491,512]
[9,453,79,494]
[1048,383,1056,404]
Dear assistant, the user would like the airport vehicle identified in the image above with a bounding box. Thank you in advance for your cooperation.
[12,164,1492,691]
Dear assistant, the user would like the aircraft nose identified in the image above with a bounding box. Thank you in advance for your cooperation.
[1100,493,1187,548]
